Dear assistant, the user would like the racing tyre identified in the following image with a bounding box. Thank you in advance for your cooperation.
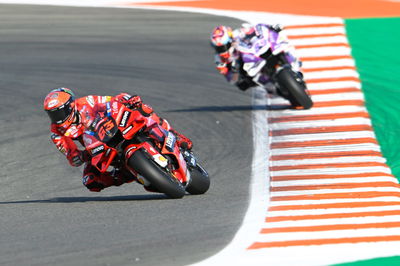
[186,165,210,195]
[128,149,185,199]
[276,68,313,109]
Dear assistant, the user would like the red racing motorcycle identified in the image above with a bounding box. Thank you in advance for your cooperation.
[83,100,210,199]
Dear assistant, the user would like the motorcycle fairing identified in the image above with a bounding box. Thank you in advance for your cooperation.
[86,139,118,173]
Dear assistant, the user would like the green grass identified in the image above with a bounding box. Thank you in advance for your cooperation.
[345,17,400,179]
[332,255,400,266]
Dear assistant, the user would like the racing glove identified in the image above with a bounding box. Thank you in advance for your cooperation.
[51,133,88,167]
[68,150,90,167]
[126,95,142,109]
[51,133,68,155]
[116,92,154,117]
[216,62,229,75]
[118,93,142,109]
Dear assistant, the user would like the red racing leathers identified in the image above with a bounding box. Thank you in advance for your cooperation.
[49,93,192,192]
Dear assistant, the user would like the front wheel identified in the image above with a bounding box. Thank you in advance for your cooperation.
[276,68,313,109]
[186,164,210,195]
[128,149,185,199]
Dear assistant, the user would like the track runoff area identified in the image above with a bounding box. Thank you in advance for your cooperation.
[5,1,400,265]
[189,13,400,266]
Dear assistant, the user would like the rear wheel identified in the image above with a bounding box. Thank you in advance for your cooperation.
[186,165,210,195]
[276,68,313,109]
[128,149,185,199]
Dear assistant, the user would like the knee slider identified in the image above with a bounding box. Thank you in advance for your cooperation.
[83,174,104,192]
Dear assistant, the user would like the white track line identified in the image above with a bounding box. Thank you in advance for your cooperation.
[262,216,400,228]
[303,69,359,79]
[271,131,376,142]
[254,228,400,242]
[297,46,352,57]
[302,59,356,69]
[270,198,400,207]
[272,177,399,187]
[271,156,387,166]
[268,206,400,216]
[284,26,345,36]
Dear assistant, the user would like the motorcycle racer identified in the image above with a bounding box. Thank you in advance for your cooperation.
[210,25,257,91]
[210,23,301,92]
[44,87,192,192]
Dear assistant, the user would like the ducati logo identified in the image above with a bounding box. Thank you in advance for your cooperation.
[91,145,105,156]
[119,111,130,127]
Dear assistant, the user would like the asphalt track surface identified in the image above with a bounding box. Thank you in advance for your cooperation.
[0,4,254,266]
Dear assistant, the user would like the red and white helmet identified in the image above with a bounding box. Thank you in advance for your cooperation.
[43,88,76,128]
[210,25,233,54]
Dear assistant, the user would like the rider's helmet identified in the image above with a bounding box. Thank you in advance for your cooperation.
[43,88,76,128]
[210,25,233,54]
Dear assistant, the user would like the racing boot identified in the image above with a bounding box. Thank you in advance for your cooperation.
[83,172,116,192]
[83,165,136,192]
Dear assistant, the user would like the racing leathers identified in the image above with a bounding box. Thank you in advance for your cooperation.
[49,93,192,192]
[213,33,257,91]
[214,23,300,92]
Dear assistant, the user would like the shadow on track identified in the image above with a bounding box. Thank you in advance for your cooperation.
[167,104,260,112]
[167,104,292,113]
[0,194,171,204]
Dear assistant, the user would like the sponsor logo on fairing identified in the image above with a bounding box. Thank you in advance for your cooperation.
[119,111,130,127]
[165,132,176,152]
[153,154,168,168]
[122,125,132,135]
[90,145,105,156]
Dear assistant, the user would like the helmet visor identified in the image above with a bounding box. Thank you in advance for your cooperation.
[214,42,231,54]
[46,98,74,124]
